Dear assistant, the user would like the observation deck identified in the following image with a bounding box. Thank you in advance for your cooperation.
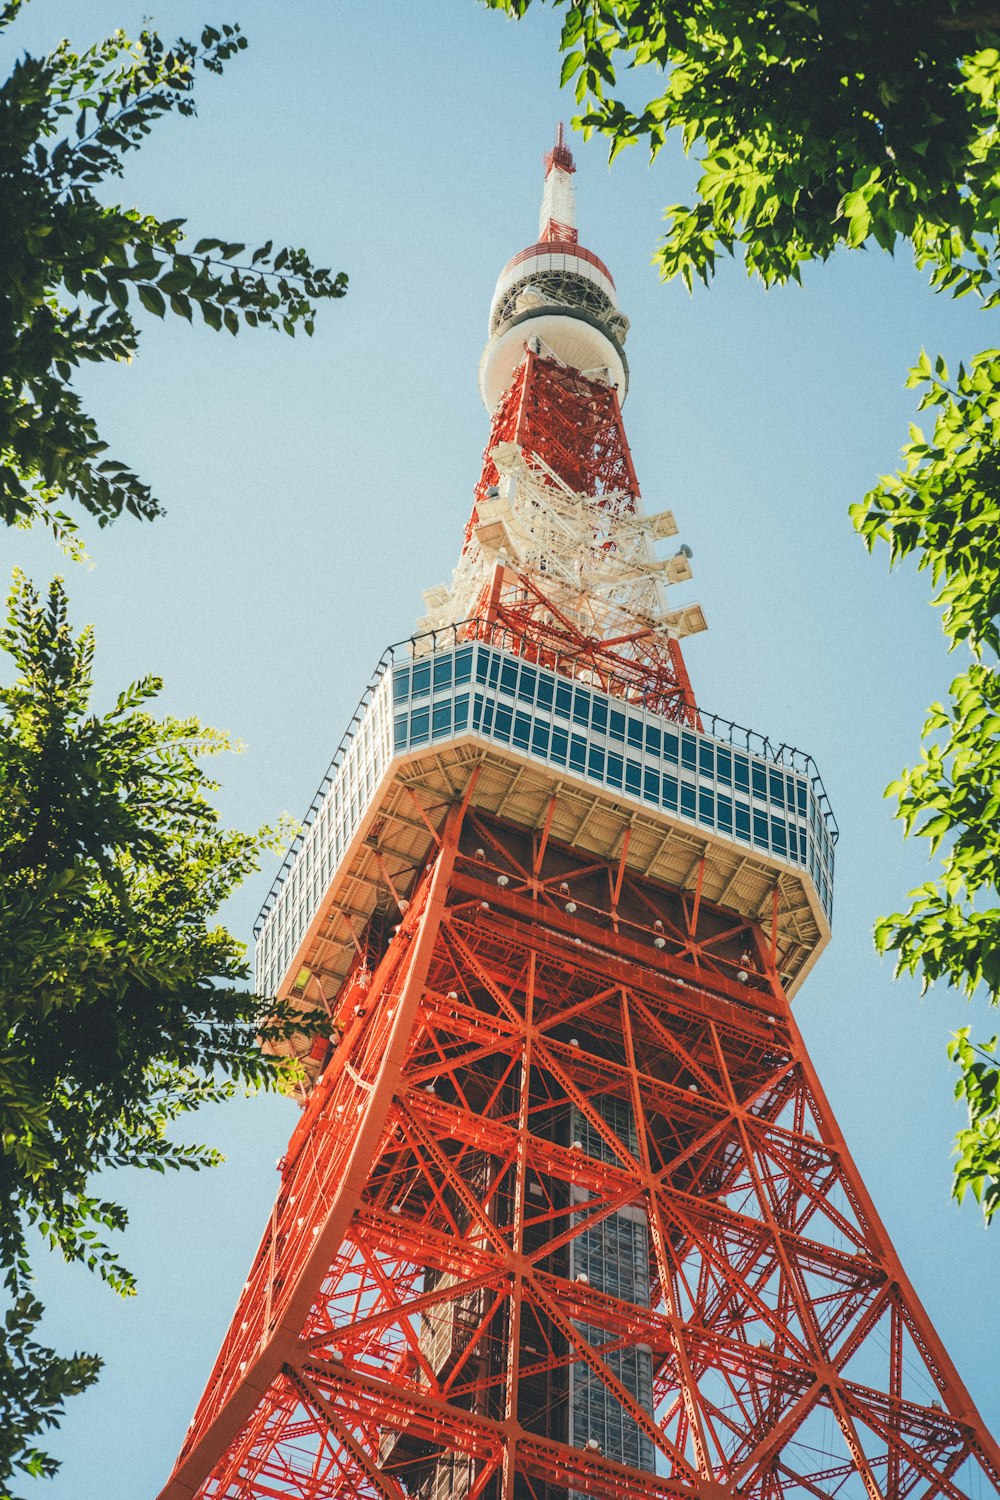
[256,625,836,1022]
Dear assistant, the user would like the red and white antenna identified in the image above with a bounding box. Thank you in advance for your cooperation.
[479,128,630,413]
[420,136,705,713]
[540,121,578,242]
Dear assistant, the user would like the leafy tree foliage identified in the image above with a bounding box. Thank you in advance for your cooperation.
[855,352,1000,1219]
[0,573,309,1491]
[0,3,342,1482]
[485,0,1000,1217]
[0,1293,99,1494]
[486,0,1000,290]
[0,0,346,549]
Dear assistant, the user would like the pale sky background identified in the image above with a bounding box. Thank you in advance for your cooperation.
[4,2,998,1496]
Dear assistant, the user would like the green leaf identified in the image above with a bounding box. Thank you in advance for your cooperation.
[137,284,165,318]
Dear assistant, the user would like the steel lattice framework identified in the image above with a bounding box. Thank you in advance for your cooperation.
[470,349,639,533]
[159,134,1000,1500]
[451,352,697,723]
[161,804,999,1500]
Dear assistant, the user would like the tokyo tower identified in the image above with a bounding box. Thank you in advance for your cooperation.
[159,131,1000,1500]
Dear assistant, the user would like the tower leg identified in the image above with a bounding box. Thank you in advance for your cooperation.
[161,805,1000,1500]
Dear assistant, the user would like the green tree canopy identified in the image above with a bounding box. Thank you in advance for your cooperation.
[484,0,1000,1220]
[0,4,341,1484]
[0,0,346,549]
[489,0,1000,289]
[0,573,310,1491]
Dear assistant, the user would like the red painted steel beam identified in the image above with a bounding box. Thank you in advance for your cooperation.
[157,808,466,1500]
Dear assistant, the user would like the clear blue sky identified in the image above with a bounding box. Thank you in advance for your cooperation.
[5,2,998,1495]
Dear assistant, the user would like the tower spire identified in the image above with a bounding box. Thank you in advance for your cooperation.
[540,121,577,243]
[480,134,629,414]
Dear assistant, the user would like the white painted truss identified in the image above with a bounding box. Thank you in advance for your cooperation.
[416,441,707,646]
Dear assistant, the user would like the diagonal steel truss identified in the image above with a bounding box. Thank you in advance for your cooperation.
[159,804,1000,1500]
[430,350,699,721]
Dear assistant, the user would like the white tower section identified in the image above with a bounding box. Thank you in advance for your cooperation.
[418,443,702,645]
[538,122,577,242]
[478,127,630,414]
[422,132,706,648]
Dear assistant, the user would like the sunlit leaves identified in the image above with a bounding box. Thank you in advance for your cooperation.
[0,13,347,543]
[0,1293,100,1494]
[0,573,316,1484]
[852,351,1000,656]
[949,1029,1000,1220]
[855,352,1000,1220]
[482,0,1000,295]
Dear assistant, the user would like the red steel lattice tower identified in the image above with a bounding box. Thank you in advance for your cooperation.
[159,135,1000,1500]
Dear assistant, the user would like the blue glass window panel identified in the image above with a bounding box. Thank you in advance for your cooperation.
[645,724,661,757]
[551,728,569,765]
[410,706,430,745]
[644,767,660,801]
[475,652,489,684]
[625,760,641,795]
[662,774,678,811]
[472,694,483,731]
[433,657,452,691]
[500,660,518,694]
[513,712,531,749]
[770,815,787,855]
[573,691,590,727]
[716,748,731,784]
[393,668,410,704]
[734,755,750,793]
[555,682,573,720]
[537,673,554,709]
[768,768,785,806]
[663,731,679,764]
[569,735,587,773]
[412,664,431,700]
[591,697,608,733]
[751,763,767,799]
[482,700,495,732]
[588,746,605,779]
[681,733,697,771]
[717,794,733,833]
[488,655,501,688]
[393,714,408,752]
[698,788,715,825]
[455,647,473,684]
[785,773,797,807]
[680,782,696,817]
[735,803,751,839]
[627,718,644,750]
[518,667,536,703]
[607,752,624,789]
[531,721,550,756]
[797,781,808,817]
[788,826,798,860]
[454,694,469,732]
[753,810,769,847]
[494,705,513,741]
[610,709,626,743]
[432,702,452,738]
[699,743,714,778]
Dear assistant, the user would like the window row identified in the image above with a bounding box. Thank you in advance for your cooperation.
[392,690,817,872]
[393,648,810,817]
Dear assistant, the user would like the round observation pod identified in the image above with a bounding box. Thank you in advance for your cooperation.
[478,129,629,413]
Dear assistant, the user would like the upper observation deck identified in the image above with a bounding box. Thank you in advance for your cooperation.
[255,627,836,1013]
